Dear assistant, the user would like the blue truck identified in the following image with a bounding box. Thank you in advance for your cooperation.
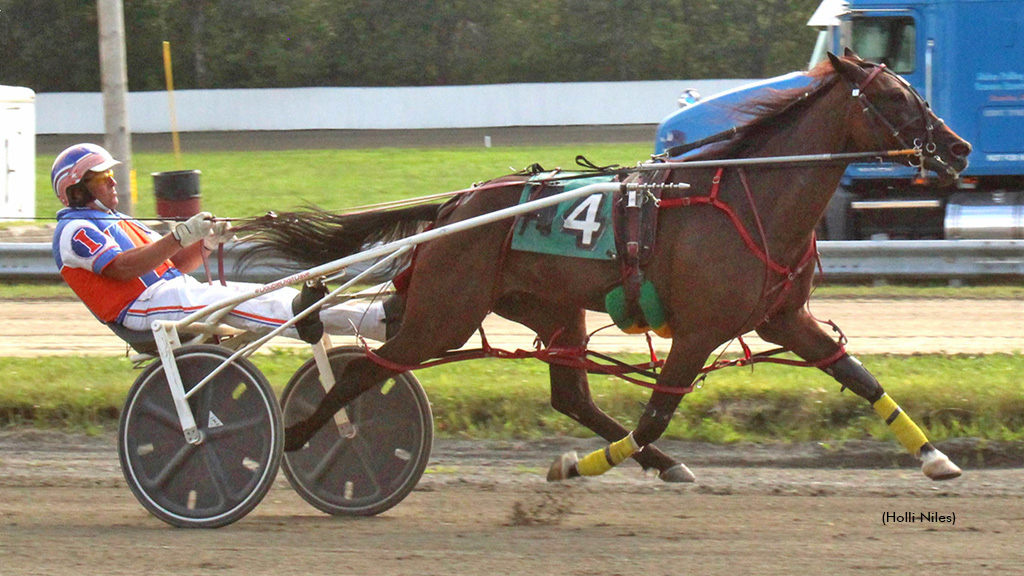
[656,0,1024,240]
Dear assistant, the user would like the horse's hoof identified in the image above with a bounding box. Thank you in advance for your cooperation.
[658,463,696,483]
[921,449,962,481]
[546,451,579,482]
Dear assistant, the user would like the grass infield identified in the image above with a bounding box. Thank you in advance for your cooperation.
[30,143,654,220]
[2,351,1021,444]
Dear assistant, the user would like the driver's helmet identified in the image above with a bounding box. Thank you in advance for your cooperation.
[51,143,122,207]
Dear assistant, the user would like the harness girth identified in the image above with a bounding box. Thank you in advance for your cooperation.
[613,170,667,330]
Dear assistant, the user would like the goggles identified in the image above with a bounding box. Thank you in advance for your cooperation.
[84,169,115,184]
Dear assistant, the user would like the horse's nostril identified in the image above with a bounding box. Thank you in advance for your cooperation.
[950,142,972,159]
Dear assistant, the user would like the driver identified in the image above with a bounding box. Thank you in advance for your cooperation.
[51,143,392,343]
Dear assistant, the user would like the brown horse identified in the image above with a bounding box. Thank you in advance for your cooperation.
[240,52,971,483]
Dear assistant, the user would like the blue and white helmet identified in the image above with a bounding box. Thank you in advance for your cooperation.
[51,144,121,207]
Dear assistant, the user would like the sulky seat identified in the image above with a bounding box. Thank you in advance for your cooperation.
[105,322,159,355]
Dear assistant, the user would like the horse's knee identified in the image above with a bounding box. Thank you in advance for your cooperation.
[754,323,785,346]
[550,393,589,420]
[633,392,682,447]
[822,354,883,402]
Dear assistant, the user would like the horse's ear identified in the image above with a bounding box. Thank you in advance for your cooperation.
[827,51,859,82]
[844,47,862,60]
[827,52,845,71]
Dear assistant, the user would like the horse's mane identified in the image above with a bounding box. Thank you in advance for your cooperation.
[688,59,841,161]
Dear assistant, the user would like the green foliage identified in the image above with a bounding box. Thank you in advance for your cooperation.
[0,0,102,91]
[1,0,822,92]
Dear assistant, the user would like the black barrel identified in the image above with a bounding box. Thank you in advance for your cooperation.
[153,170,202,218]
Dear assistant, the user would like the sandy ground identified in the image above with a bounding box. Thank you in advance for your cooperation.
[1,430,1023,575]
[2,298,1021,357]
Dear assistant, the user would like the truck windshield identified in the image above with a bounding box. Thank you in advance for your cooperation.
[848,17,915,74]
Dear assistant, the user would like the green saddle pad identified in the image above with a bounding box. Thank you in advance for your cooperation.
[511,172,618,261]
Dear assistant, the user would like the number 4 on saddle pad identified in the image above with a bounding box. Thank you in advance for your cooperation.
[511,173,618,260]
[511,172,671,338]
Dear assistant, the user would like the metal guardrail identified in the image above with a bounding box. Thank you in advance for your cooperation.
[3,240,1024,282]
[817,240,1024,280]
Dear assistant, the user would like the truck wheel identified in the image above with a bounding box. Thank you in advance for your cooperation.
[823,186,855,240]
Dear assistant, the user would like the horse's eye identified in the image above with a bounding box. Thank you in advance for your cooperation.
[884,92,908,107]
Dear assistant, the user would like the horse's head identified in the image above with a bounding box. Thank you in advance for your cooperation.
[828,51,971,183]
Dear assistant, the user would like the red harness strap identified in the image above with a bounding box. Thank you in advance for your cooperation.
[659,167,819,308]
[651,166,845,372]
[365,321,693,394]
[659,167,811,277]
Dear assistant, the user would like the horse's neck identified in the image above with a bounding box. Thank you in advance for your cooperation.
[741,84,854,252]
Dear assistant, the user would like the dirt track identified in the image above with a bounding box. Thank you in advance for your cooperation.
[3,300,1023,574]
[2,430,1024,575]
[3,297,1023,357]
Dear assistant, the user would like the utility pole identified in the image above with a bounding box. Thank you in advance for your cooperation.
[97,0,133,215]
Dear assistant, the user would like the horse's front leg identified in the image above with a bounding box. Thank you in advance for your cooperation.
[547,335,714,482]
[755,307,961,481]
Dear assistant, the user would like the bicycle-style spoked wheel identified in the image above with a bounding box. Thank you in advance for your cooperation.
[118,345,283,528]
[280,345,433,516]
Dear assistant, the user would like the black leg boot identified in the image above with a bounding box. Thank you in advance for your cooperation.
[291,280,329,344]
[382,294,405,340]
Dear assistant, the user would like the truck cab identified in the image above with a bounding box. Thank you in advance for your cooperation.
[656,0,1024,240]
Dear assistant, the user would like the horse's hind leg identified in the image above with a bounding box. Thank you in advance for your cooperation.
[755,307,961,481]
[493,294,694,482]
[286,219,510,452]
[285,288,491,452]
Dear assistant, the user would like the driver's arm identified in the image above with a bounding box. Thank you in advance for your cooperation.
[102,212,212,281]
[102,235,207,280]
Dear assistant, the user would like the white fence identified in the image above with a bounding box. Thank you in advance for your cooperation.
[1,86,35,219]
[35,79,753,134]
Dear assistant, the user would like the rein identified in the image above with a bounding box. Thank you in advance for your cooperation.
[848,63,939,163]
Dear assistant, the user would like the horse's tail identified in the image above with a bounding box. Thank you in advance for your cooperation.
[235,203,443,271]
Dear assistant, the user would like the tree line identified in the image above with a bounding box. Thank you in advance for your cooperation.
[0,0,821,93]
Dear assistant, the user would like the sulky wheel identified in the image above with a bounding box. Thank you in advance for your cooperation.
[118,344,282,528]
[280,345,433,516]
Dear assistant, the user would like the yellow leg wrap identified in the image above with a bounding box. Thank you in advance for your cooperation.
[576,433,640,477]
[872,393,929,456]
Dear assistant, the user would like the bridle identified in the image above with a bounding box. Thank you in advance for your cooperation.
[846,62,947,172]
